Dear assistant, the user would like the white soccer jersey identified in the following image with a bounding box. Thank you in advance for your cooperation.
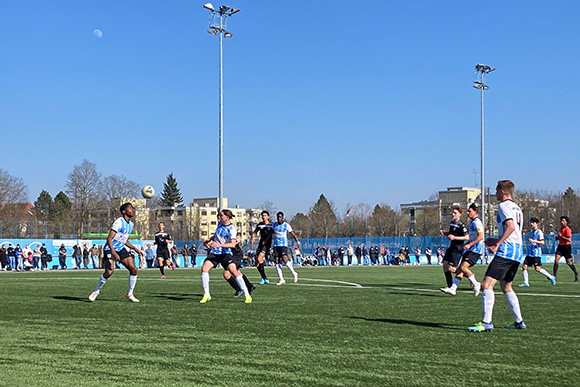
[527,229,544,257]
[496,200,524,263]
[467,218,484,254]
[104,217,134,251]
[273,222,293,247]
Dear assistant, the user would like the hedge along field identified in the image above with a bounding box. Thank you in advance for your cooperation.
[1,265,579,386]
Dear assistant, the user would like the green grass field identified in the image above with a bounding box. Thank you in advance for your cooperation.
[1,265,579,386]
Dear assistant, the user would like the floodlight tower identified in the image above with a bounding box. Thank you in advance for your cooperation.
[473,64,495,236]
[204,3,240,211]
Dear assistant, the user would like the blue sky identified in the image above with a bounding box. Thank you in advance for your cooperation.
[2,1,579,216]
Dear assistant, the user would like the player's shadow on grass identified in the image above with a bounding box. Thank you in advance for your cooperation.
[350,316,460,330]
[386,290,441,297]
[53,296,92,302]
[150,292,200,301]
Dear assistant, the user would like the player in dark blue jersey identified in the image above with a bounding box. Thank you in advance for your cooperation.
[251,210,274,284]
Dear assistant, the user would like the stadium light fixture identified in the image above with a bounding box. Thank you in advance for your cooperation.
[473,63,495,239]
[204,4,240,212]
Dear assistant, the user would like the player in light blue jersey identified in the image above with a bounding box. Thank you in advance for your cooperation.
[441,203,483,297]
[89,203,144,303]
[518,217,556,287]
[272,211,301,286]
[469,180,526,332]
[199,209,252,304]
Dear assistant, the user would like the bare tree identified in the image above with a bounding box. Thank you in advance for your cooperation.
[0,169,29,205]
[65,160,103,233]
[102,174,140,217]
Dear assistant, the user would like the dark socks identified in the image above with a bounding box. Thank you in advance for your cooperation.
[243,274,253,289]
[570,264,578,275]
[553,263,559,277]
[160,265,165,275]
[226,276,240,291]
[445,271,453,287]
[257,264,267,279]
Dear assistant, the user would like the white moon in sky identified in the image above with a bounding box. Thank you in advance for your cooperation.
[93,29,103,38]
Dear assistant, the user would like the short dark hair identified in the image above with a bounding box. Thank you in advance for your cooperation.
[261,210,269,216]
[120,202,132,214]
[468,203,479,213]
[277,211,284,218]
[561,216,570,224]
[452,206,463,214]
[530,217,539,223]
[497,179,515,195]
[221,209,235,218]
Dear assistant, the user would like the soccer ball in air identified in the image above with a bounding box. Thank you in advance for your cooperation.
[141,185,155,199]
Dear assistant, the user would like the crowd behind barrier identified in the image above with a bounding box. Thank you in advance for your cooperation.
[1,234,578,271]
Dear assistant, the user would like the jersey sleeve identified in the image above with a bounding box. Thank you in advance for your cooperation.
[537,230,544,241]
[230,227,238,241]
[286,223,293,233]
[498,202,513,224]
[110,218,123,233]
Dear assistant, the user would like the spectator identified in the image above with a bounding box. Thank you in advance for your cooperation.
[170,244,179,268]
[58,244,68,269]
[181,244,190,267]
[7,245,16,271]
[346,244,354,266]
[73,244,82,269]
[361,245,369,266]
[385,247,391,265]
[90,245,100,269]
[0,246,7,270]
[40,243,49,270]
[425,247,432,265]
[32,244,41,270]
[355,245,362,266]
[15,245,23,272]
[189,244,197,267]
[82,245,90,269]
[415,247,421,265]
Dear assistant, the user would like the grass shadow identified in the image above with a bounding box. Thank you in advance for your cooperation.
[349,316,461,330]
[150,292,201,301]
[53,295,92,303]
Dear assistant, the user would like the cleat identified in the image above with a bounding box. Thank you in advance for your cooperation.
[161,274,166,279]
[248,285,256,295]
[550,276,557,286]
[264,278,270,284]
[505,321,527,329]
[259,278,265,285]
[575,274,579,282]
[277,279,286,286]
[171,263,176,271]
[293,273,298,283]
[440,287,456,296]
[88,291,100,302]
[473,283,481,297]
[245,295,252,304]
[233,290,244,298]
[199,294,211,304]
[518,283,529,287]
[125,294,140,303]
[468,322,494,332]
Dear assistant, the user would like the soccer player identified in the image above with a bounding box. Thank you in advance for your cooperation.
[441,203,483,296]
[518,217,556,287]
[553,216,578,282]
[223,241,256,298]
[250,210,274,284]
[155,222,175,279]
[469,180,526,332]
[440,206,468,288]
[272,211,300,286]
[199,209,252,304]
[89,203,144,302]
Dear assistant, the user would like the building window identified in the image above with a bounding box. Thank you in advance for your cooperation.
[201,231,207,236]
[211,211,217,215]
[202,211,207,216]
[211,221,216,225]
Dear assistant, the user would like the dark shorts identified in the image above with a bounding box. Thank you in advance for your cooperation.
[461,251,481,266]
[273,246,289,259]
[156,247,170,260]
[555,245,572,259]
[231,250,243,269]
[485,256,520,282]
[523,256,542,267]
[204,253,235,269]
[443,247,463,267]
[256,240,272,256]
[103,248,132,269]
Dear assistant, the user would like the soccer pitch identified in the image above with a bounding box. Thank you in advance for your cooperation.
[1,266,578,386]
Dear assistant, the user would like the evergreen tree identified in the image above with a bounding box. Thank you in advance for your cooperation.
[289,212,310,238]
[51,191,72,221]
[307,194,338,238]
[34,190,53,218]
[161,173,183,207]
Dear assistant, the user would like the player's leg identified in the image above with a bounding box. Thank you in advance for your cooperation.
[553,253,561,278]
[200,259,215,303]
[519,263,529,286]
[120,255,139,302]
[157,257,166,278]
[282,253,298,283]
[534,260,556,285]
[227,262,251,302]
[501,279,525,329]
[256,250,268,284]
[89,257,115,301]
[565,257,579,281]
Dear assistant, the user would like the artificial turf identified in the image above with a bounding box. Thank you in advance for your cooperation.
[0,265,578,386]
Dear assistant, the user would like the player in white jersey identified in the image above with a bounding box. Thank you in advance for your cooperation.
[441,203,483,296]
[89,203,144,302]
[469,180,526,332]
[518,217,556,287]
[272,211,301,286]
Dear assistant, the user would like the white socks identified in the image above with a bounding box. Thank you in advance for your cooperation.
[201,272,210,294]
[482,289,495,323]
[128,275,137,295]
[286,260,297,276]
[276,264,283,280]
[522,270,529,284]
[504,291,523,323]
[94,275,107,292]
[235,275,249,296]
[539,268,552,279]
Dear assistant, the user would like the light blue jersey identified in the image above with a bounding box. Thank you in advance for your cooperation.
[467,218,484,254]
[496,200,524,263]
[273,222,293,247]
[527,229,544,257]
[105,217,134,251]
[211,222,237,255]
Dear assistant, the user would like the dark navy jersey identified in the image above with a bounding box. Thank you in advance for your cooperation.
[154,231,172,248]
[448,220,468,248]
[253,222,275,243]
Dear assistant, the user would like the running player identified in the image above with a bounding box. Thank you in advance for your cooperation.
[440,206,468,288]
[199,209,252,304]
[223,242,256,297]
[250,210,274,284]
[441,203,483,296]
[518,217,556,287]
[155,222,175,279]
[553,216,578,282]
[469,180,526,332]
[272,211,300,286]
[89,203,144,302]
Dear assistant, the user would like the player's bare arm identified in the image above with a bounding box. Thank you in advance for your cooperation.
[489,219,515,254]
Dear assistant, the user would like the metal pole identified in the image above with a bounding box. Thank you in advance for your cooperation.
[218,13,224,212]
[480,81,485,237]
